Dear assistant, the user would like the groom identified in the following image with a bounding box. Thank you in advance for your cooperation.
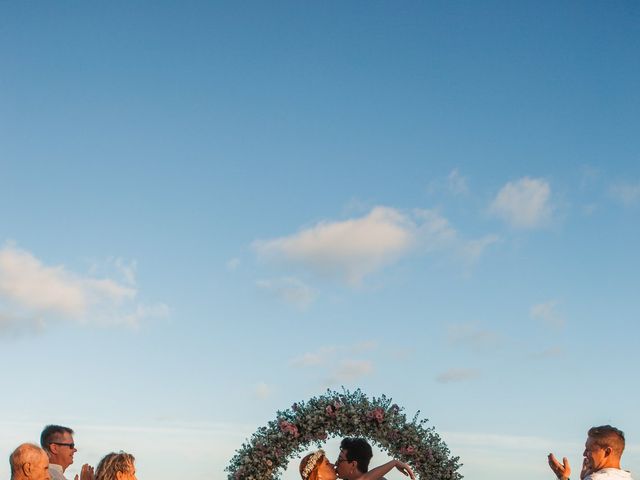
[335,437,414,479]
[335,438,373,479]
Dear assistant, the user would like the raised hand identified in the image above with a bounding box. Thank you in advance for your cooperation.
[548,453,571,479]
[74,463,95,480]
[395,460,416,480]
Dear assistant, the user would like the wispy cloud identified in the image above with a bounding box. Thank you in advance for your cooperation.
[326,359,374,384]
[490,177,553,229]
[254,206,494,286]
[609,181,640,206]
[291,342,379,387]
[256,277,317,309]
[448,324,501,351]
[579,164,600,189]
[528,346,564,359]
[0,244,167,333]
[436,368,480,383]
[254,382,273,400]
[226,258,241,271]
[290,346,338,367]
[427,168,469,196]
[447,168,469,195]
[459,234,501,263]
[530,300,565,328]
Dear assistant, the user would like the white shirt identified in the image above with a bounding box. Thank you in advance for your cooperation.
[586,468,634,480]
[48,463,68,480]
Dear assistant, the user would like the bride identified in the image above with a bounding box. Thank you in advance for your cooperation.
[299,449,414,480]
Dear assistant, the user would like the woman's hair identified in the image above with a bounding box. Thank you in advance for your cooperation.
[95,452,135,480]
[299,450,326,480]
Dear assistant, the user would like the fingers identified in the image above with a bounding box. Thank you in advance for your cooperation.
[80,463,95,480]
[399,464,415,480]
[548,453,571,479]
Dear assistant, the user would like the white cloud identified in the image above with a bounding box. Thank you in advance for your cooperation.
[426,168,469,196]
[352,340,378,352]
[226,258,241,271]
[459,234,501,263]
[290,346,338,367]
[121,303,170,327]
[290,341,378,369]
[254,207,414,285]
[436,368,480,383]
[528,346,564,359]
[254,382,273,400]
[327,359,373,384]
[291,347,378,386]
[447,168,469,195]
[530,300,565,328]
[254,207,461,285]
[256,277,317,309]
[609,181,640,206]
[0,244,166,332]
[114,258,137,285]
[448,324,501,351]
[489,177,553,229]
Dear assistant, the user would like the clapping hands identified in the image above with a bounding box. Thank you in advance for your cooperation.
[74,463,95,480]
[548,453,571,479]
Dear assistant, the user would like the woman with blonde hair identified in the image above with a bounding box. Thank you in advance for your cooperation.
[300,449,414,480]
[95,452,137,480]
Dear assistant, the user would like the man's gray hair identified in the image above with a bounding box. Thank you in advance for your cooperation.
[40,425,74,452]
[9,443,46,476]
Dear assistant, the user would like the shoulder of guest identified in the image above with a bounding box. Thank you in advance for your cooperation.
[589,468,633,480]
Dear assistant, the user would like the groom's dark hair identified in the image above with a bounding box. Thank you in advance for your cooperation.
[340,437,373,473]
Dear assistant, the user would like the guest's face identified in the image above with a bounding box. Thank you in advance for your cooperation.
[115,462,138,480]
[315,457,337,480]
[31,451,51,480]
[583,437,608,472]
[49,432,76,469]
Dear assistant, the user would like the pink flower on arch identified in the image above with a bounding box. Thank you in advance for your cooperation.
[279,420,299,437]
[368,407,385,424]
[400,445,416,456]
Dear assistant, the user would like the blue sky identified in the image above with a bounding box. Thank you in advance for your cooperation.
[1,2,639,479]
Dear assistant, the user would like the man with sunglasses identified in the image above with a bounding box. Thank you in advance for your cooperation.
[40,425,94,480]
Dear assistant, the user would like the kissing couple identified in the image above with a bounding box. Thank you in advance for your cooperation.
[299,437,415,480]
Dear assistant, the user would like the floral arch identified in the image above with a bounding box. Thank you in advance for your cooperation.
[226,389,462,480]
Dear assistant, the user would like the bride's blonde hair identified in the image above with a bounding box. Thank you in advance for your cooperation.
[299,449,327,480]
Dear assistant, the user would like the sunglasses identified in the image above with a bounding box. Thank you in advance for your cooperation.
[52,442,75,449]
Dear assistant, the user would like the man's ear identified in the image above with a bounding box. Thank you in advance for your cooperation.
[22,462,32,477]
[604,446,613,457]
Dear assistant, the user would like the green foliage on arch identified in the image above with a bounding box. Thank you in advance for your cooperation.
[226,389,462,480]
